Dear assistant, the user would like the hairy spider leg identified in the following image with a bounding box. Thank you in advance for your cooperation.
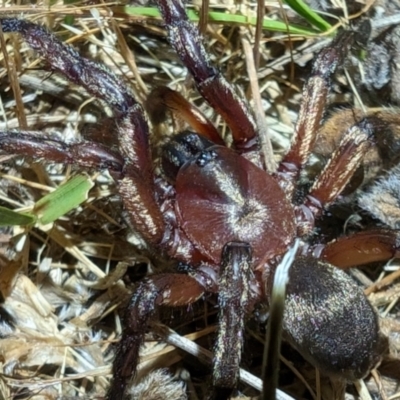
[212,242,256,398]
[0,17,166,245]
[296,119,376,234]
[156,0,259,156]
[277,31,356,198]
[109,272,212,400]
[0,132,124,173]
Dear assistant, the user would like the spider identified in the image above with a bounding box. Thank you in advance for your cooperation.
[0,1,397,399]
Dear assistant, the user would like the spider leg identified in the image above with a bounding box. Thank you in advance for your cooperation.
[0,132,124,175]
[211,242,257,399]
[156,0,259,155]
[0,18,166,245]
[317,229,400,268]
[277,30,356,197]
[296,118,376,234]
[146,86,225,145]
[0,19,134,113]
[109,273,211,400]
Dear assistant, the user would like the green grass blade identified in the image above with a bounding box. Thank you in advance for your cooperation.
[63,0,78,25]
[119,6,322,35]
[284,0,332,32]
[0,207,36,227]
[34,175,94,225]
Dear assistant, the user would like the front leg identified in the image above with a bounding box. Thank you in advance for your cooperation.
[156,0,259,154]
[1,18,166,245]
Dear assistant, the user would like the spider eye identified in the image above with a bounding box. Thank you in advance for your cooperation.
[283,256,385,380]
[161,130,215,182]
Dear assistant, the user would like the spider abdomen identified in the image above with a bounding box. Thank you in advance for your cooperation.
[283,257,383,380]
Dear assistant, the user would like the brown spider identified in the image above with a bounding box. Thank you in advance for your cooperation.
[0,1,398,399]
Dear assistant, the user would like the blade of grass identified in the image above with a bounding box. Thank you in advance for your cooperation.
[283,0,332,32]
[0,207,36,227]
[34,174,94,225]
[118,6,324,36]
